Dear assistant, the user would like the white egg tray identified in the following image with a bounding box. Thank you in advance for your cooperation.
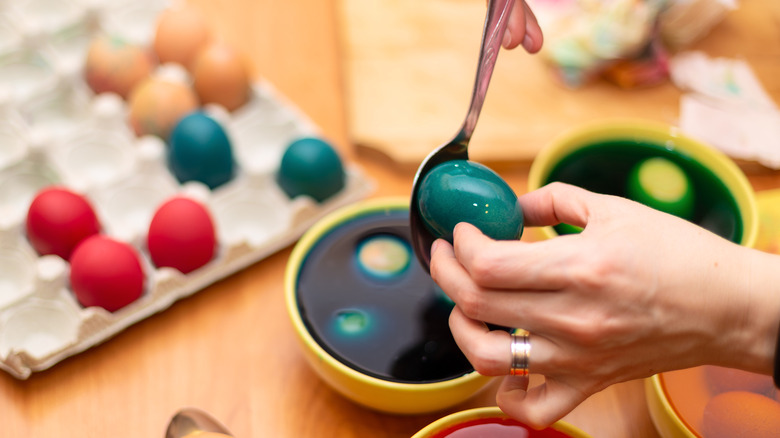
[0,0,374,379]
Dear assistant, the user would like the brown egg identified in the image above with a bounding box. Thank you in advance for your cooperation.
[84,35,155,99]
[153,5,211,69]
[127,76,198,140]
[192,41,251,111]
[701,391,780,438]
[703,365,776,397]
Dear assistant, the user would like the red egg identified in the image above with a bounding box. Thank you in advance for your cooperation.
[702,391,780,438]
[26,186,101,260]
[70,235,145,312]
[147,196,216,274]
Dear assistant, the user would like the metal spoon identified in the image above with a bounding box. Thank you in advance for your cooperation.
[166,407,233,438]
[409,0,514,271]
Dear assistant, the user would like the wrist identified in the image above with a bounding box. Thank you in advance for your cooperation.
[723,249,780,375]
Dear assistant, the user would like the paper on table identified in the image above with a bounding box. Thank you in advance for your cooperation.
[670,51,780,168]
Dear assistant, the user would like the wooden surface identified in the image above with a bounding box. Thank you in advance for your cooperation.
[2,1,780,437]
[339,0,780,165]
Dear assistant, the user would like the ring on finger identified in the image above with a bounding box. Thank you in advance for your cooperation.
[509,331,531,376]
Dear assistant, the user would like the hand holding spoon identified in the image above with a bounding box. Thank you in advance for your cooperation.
[409,0,514,271]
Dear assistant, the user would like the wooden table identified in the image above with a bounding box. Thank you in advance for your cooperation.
[1,1,778,437]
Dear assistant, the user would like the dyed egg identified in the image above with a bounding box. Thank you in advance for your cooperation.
[69,235,145,312]
[627,157,694,219]
[192,41,251,111]
[701,391,780,438]
[417,160,523,243]
[127,76,199,140]
[26,186,101,260]
[168,112,235,189]
[153,5,211,69]
[84,35,155,99]
[147,196,217,274]
[276,137,346,202]
[356,234,411,279]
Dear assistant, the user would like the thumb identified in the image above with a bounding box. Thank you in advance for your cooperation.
[519,182,598,229]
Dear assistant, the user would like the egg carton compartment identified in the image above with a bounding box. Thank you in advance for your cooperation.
[0,0,375,379]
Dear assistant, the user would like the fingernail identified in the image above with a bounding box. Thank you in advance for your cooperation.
[431,240,440,254]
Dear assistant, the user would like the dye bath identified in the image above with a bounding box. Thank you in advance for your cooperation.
[544,140,743,242]
[431,418,574,438]
[296,210,475,383]
[660,366,780,437]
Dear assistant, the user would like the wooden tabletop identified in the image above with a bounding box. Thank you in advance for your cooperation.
[1,1,778,437]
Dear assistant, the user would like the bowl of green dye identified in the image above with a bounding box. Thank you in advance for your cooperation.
[411,406,593,438]
[527,119,758,247]
[284,197,495,414]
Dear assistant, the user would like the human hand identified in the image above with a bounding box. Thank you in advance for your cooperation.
[499,0,543,53]
[430,182,779,428]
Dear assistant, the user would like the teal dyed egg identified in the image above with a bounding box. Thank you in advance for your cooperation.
[168,111,235,190]
[417,160,523,243]
[276,137,346,202]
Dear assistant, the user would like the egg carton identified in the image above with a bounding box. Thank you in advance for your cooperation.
[0,0,375,379]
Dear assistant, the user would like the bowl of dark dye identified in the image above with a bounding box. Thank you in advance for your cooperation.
[411,406,593,438]
[284,197,495,414]
[527,119,758,247]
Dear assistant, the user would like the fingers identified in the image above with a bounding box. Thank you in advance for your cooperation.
[449,306,587,429]
[497,376,588,429]
[518,182,600,228]
[446,222,571,291]
[448,306,512,376]
[502,0,544,53]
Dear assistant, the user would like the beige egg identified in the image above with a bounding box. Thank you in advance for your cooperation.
[127,76,199,140]
[153,5,211,69]
[192,41,251,111]
[84,35,155,99]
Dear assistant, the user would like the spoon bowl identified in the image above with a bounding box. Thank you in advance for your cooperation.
[409,0,513,271]
[165,407,233,438]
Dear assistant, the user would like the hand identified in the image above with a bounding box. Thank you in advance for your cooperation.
[430,182,780,428]
[499,0,543,53]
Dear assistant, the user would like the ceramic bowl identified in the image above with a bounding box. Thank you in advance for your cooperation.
[411,406,593,438]
[646,367,780,438]
[527,119,758,247]
[284,197,494,414]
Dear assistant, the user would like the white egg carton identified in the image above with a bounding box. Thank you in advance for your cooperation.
[0,0,374,379]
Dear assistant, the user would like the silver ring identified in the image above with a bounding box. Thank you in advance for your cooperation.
[510,331,530,376]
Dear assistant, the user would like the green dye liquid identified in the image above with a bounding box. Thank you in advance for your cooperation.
[545,140,743,243]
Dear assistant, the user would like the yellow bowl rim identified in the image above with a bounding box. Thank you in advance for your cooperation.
[646,374,699,438]
[410,406,594,438]
[284,196,487,393]
[527,118,758,247]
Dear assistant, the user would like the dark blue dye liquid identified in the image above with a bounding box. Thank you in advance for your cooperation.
[545,140,743,243]
[296,210,475,383]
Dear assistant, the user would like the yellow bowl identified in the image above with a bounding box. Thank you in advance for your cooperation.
[284,197,494,414]
[411,406,593,438]
[646,375,697,438]
[527,118,758,247]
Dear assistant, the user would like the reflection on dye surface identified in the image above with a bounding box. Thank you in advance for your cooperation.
[297,210,482,383]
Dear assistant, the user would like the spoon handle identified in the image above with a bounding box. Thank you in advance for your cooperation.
[460,0,513,143]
